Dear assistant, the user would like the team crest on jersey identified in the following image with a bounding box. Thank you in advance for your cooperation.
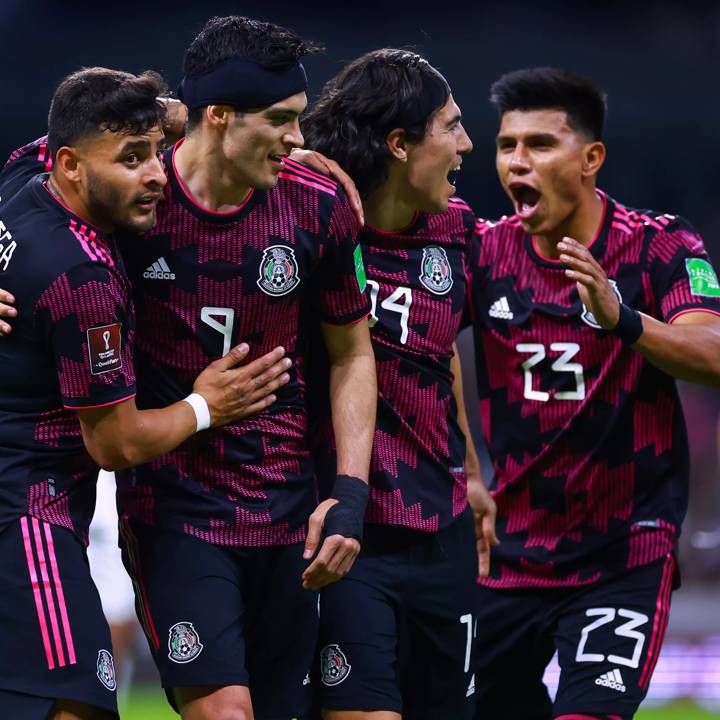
[168,621,204,664]
[581,279,622,328]
[320,644,352,686]
[419,246,453,295]
[257,244,300,296]
[96,649,116,691]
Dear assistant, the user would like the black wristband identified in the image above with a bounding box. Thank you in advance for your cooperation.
[323,474,369,542]
[611,303,643,345]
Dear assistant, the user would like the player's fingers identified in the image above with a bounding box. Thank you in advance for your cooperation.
[477,535,490,578]
[564,269,595,286]
[0,301,17,317]
[236,394,277,418]
[245,373,290,404]
[211,343,250,370]
[243,346,287,376]
[483,513,500,547]
[0,319,12,335]
[0,288,16,304]
[323,536,358,575]
[250,358,292,391]
[303,509,324,560]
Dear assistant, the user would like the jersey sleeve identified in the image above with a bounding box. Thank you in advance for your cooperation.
[34,259,136,409]
[317,187,370,325]
[0,136,51,204]
[646,218,720,323]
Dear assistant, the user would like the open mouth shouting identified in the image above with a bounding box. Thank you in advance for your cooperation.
[509,182,542,220]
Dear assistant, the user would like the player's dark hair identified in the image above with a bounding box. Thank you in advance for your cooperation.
[47,67,167,157]
[489,67,607,140]
[302,48,451,197]
[183,15,324,130]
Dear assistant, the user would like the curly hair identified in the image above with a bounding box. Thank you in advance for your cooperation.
[302,48,450,197]
[47,67,167,157]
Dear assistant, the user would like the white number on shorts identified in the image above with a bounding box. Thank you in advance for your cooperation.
[367,280,413,345]
[576,607,649,669]
[460,613,473,673]
[516,342,585,402]
[200,306,235,356]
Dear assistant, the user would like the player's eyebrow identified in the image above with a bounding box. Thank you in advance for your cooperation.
[263,105,304,119]
[445,112,462,128]
[118,139,152,155]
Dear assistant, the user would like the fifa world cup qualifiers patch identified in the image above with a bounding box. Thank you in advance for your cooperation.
[685,258,720,297]
[86,323,122,375]
[354,244,367,292]
[168,621,204,663]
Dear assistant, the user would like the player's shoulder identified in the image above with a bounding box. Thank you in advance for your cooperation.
[275,157,340,200]
[3,135,52,172]
[443,195,478,230]
[473,212,524,238]
[611,196,703,254]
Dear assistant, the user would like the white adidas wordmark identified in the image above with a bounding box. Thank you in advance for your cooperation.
[143,256,175,280]
[489,296,513,320]
[595,668,626,693]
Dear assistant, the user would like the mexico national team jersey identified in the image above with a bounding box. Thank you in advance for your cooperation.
[470,190,720,588]
[0,172,136,544]
[314,197,475,532]
[116,142,369,547]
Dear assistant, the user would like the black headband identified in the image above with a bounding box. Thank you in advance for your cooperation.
[177,56,308,111]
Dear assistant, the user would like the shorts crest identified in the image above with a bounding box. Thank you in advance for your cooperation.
[96,649,116,691]
[320,643,352,686]
[168,621,204,664]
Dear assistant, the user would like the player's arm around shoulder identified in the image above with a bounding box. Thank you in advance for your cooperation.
[559,220,720,386]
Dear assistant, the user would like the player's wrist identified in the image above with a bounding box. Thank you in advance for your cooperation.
[610,304,643,345]
[182,392,211,432]
[323,474,369,541]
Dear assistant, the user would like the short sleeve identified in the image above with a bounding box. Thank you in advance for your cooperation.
[0,136,51,204]
[317,187,370,325]
[646,219,720,323]
[34,260,136,409]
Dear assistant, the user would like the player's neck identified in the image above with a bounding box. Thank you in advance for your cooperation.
[533,188,604,259]
[363,177,417,232]
[174,134,252,213]
[46,173,113,233]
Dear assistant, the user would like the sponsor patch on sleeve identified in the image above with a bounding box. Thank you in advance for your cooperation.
[685,258,720,297]
[353,244,367,292]
[87,323,122,375]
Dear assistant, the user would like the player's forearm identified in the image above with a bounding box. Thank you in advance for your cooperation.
[323,322,376,482]
[632,314,720,386]
[450,344,482,480]
[79,400,197,471]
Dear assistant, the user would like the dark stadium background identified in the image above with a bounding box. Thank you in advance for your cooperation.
[2,1,720,717]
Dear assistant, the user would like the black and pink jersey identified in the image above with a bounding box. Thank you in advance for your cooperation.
[116,142,369,547]
[470,190,720,588]
[0,173,135,544]
[314,197,475,532]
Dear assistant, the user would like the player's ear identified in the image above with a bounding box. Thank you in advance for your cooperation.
[386,128,408,162]
[582,141,606,178]
[206,104,235,130]
[53,146,81,183]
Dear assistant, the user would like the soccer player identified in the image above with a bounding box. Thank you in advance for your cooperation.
[0,67,290,720]
[470,67,720,720]
[302,49,497,720]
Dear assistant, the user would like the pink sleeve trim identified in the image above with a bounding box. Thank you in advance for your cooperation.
[63,392,135,411]
[666,308,720,324]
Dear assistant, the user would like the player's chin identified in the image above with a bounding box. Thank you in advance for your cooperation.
[123,208,158,234]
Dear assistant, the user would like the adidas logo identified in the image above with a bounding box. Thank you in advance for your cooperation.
[466,673,475,697]
[595,668,626,693]
[143,257,175,280]
[489,296,513,320]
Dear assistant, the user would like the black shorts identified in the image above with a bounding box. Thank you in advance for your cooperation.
[318,507,477,719]
[0,516,117,718]
[474,554,676,720]
[120,522,319,718]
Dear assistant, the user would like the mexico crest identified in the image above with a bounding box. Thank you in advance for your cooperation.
[96,649,116,691]
[419,246,453,295]
[320,644,352,686]
[257,244,300,296]
[168,621,204,664]
[581,278,622,328]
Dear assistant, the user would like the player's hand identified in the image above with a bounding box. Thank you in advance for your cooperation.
[468,475,499,578]
[558,236,620,329]
[192,344,291,426]
[288,149,364,226]
[302,498,361,590]
[0,288,17,335]
[160,98,188,146]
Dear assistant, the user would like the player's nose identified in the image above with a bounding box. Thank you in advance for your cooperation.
[146,154,167,189]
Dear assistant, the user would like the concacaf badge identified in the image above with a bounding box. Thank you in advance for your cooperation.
[257,244,300,296]
[168,621,204,664]
[96,649,117,691]
[419,246,453,295]
[320,644,352,686]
